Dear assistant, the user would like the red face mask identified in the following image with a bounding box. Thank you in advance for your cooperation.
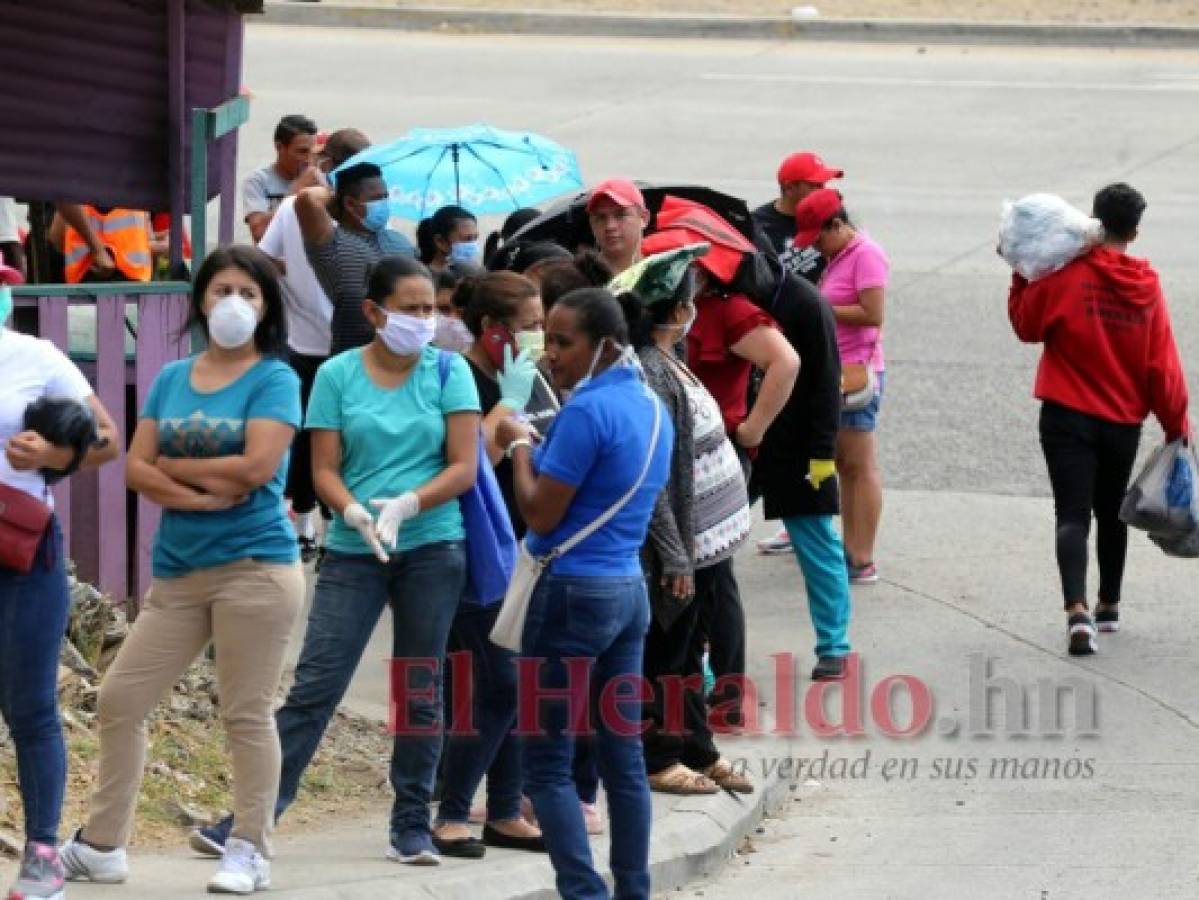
[479,322,516,370]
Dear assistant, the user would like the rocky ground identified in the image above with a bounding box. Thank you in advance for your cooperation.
[0,574,392,857]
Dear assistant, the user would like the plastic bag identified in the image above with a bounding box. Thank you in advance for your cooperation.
[1149,526,1199,559]
[1120,439,1199,547]
[998,194,1102,282]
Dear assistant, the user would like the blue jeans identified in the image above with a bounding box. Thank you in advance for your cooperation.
[521,573,652,900]
[0,522,70,845]
[274,542,464,839]
[840,370,886,432]
[784,516,852,658]
[436,602,522,824]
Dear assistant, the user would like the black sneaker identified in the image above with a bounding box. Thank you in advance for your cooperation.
[1067,613,1097,656]
[1095,605,1120,633]
[189,817,232,857]
[811,656,848,681]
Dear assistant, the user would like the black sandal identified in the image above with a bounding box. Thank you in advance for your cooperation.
[1067,613,1097,656]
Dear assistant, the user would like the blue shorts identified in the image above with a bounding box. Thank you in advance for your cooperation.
[840,370,885,433]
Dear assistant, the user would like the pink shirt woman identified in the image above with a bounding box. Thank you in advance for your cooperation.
[819,232,889,373]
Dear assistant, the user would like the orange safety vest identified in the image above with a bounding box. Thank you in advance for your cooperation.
[63,207,153,284]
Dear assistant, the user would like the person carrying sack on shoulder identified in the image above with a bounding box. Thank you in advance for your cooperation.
[1008,182,1190,656]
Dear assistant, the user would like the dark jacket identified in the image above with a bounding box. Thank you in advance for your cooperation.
[751,263,843,518]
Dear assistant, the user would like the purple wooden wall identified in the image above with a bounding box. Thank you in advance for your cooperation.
[0,0,249,209]
[16,293,191,602]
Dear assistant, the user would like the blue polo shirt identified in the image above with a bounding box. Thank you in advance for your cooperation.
[527,363,672,577]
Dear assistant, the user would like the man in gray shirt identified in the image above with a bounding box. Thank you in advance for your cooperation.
[242,114,318,243]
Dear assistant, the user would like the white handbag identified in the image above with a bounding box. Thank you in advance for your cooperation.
[490,393,662,652]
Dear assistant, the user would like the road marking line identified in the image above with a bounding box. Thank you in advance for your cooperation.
[700,73,1199,92]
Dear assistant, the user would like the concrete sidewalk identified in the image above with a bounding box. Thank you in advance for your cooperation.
[6,487,1196,897]
[259,0,1199,48]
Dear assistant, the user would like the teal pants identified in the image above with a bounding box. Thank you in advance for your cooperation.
[783,516,852,658]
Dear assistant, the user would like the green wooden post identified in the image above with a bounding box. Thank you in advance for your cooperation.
[191,107,210,272]
[190,96,250,272]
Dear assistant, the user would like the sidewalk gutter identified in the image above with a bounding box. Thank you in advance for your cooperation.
[275,733,794,899]
[259,2,1199,49]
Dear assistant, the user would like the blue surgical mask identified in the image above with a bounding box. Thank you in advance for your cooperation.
[449,240,480,265]
[362,198,391,233]
[0,286,12,327]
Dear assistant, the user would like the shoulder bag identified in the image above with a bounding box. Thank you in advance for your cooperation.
[0,483,52,574]
[490,389,662,652]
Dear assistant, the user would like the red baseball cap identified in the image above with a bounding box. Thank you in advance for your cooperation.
[793,188,845,248]
[586,178,647,213]
[777,152,843,187]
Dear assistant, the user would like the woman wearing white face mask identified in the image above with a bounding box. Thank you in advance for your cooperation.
[190,255,481,867]
[610,247,754,796]
[62,246,306,895]
[187,256,481,867]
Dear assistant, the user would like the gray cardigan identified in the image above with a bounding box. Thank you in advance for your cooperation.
[640,345,695,580]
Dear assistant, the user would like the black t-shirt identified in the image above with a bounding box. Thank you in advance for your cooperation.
[465,356,560,538]
[752,202,826,286]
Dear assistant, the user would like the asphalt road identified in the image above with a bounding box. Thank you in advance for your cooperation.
[240,27,1199,498]
[233,29,1199,900]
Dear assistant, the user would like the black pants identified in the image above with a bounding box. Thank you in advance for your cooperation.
[287,351,328,516]
[695,557,746,720]
[1039,402,1141,609]
[641,592,719,775]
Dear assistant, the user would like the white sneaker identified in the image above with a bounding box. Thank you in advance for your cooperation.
[58,829,129,884]
[756,528,792,555]
[207,837,270,895]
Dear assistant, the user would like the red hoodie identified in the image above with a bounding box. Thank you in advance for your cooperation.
[1009,246,1189,439]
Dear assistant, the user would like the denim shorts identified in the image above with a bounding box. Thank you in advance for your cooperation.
[840,370,885,433]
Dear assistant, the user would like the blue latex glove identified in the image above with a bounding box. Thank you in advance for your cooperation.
[497,345,537,412]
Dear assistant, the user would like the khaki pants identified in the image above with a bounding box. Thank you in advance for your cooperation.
[84,559,304,855]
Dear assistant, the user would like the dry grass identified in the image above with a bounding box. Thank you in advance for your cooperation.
[1,693,392,852]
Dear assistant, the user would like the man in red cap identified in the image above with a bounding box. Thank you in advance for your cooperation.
[586,178,650,276]
[752,151,843,286]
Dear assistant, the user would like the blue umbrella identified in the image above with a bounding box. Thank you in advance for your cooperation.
[342,123,583,220]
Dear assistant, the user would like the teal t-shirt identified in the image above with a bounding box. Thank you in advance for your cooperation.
[143,356,302,578]
[305,345,481,554]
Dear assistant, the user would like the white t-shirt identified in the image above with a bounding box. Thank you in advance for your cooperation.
[259,196,334,357]
[0,329,94,502]
[0,197,19,243]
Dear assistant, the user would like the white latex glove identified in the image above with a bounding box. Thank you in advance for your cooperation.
[369,491,420,551]
[343,502,389,563]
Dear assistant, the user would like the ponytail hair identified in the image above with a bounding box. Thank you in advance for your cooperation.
[614,265,696,350]
[453,270,539,338]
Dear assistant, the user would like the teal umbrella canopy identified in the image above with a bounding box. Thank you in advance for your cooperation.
[339,123,583,220]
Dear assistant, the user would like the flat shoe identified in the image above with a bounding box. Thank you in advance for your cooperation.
[647,763,719,795]
[431,834,486,859]
[481,824,547,853]
[703,758,754,794]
